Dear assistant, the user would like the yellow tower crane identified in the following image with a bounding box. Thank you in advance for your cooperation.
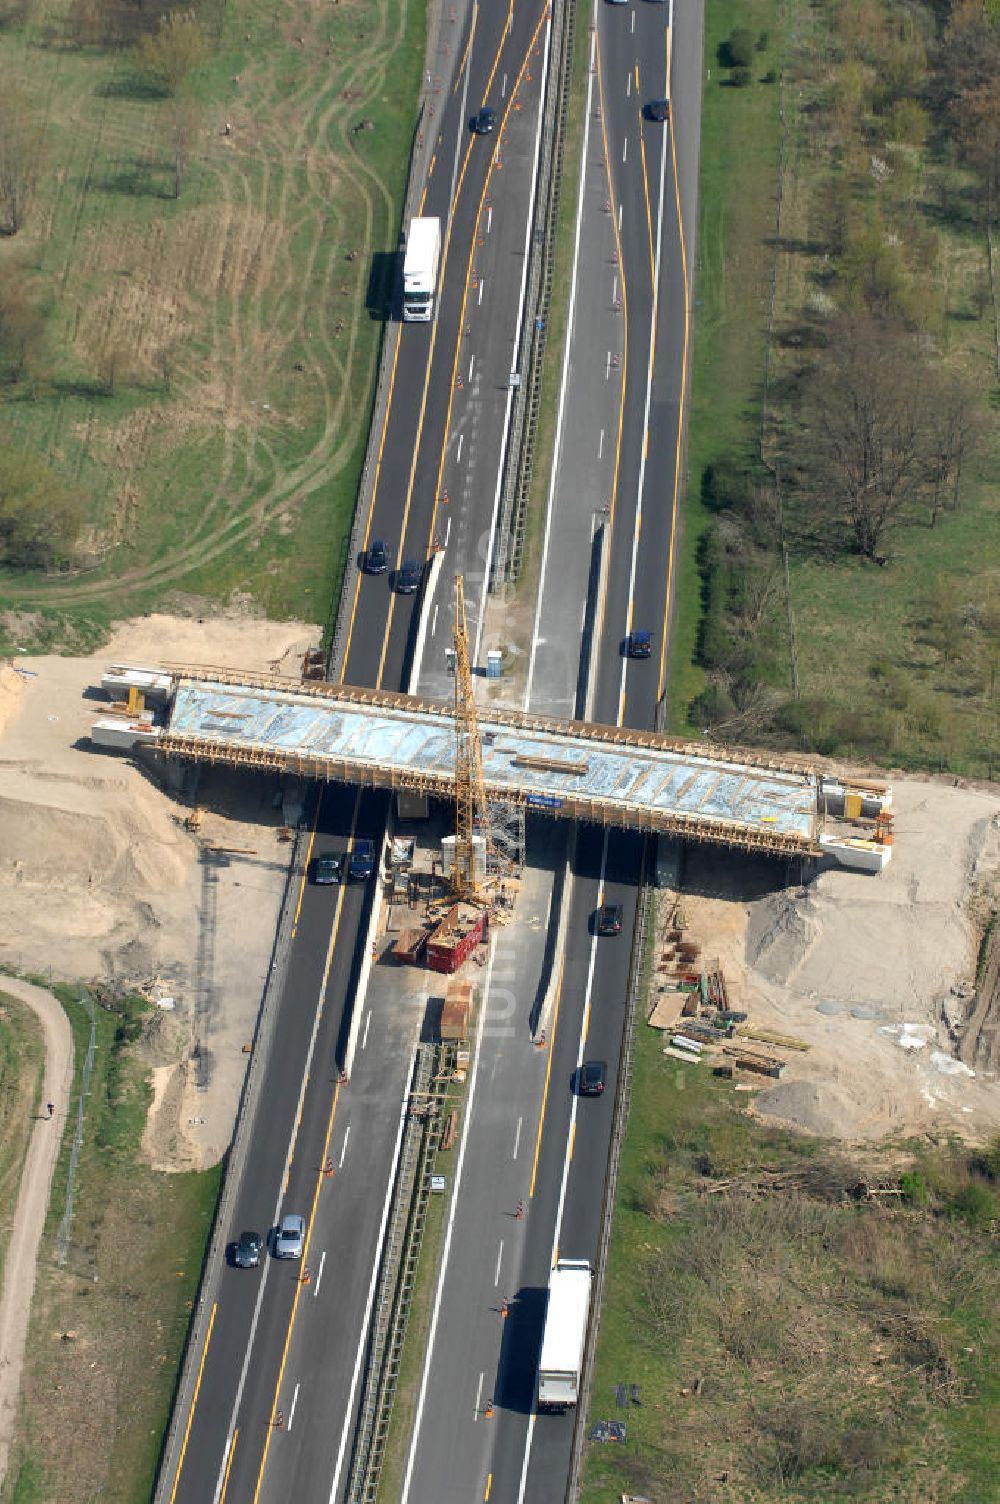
[452,574,493,900]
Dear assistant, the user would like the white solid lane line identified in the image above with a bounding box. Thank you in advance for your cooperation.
[328,1077,412,1501]
[517,831,609,1504]
[513,1115,523,1160]
[313,1250,327,1298]
[361,1009,372,1050]
[494,1241,503,1287]
[400,943,497,1500]
[339,1125,351,1167]
[211,850,355,1504]
[522,17,597,709]
[617,18,671,726]
[287,1382,301,1432]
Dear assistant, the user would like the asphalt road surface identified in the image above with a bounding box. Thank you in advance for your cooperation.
[399,0,704,1497]
[162,4,562,1502]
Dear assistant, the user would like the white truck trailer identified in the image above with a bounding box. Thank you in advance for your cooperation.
[537,1258,593,1411]
[402,216,442,322]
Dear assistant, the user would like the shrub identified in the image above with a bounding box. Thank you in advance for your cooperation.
[719,27,755,70]
[949,1182,996,1229]
[900,1169,930,1206]
[731,66,753,88]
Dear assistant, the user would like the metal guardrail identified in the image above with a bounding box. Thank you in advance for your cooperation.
[490,0,577,591]
[346,1042,454,1503]
[565,842,654,1501]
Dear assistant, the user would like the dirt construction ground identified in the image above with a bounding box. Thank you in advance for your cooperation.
[0,611,320,1171]
[672,775,1000,1143]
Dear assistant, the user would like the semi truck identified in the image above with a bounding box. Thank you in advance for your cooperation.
[402,216,442,322]
[537,1258,593,1411]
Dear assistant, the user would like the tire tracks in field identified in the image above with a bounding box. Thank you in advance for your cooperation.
[8,0,420,607]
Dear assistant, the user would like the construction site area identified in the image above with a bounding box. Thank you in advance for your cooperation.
[2,603,1000,1166]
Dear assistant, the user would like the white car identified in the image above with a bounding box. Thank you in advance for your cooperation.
[274,1213,306,1259]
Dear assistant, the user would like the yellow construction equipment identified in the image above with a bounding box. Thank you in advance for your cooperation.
[452,575,493,900]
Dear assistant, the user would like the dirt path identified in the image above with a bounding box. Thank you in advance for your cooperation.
[0,980,74,1494]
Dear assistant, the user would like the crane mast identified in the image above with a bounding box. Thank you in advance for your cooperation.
[452,574,492,899]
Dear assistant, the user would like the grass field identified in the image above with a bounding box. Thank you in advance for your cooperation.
[0,0,424,653]
[666,0,1000,780]
[582,980,1000,1502]
[664,0,782,732]
[1,984,220,1504]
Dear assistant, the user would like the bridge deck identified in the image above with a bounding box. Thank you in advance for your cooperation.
[161,674,819,854]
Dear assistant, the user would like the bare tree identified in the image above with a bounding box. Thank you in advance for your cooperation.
[923,374,984,527]
[809,316,929,560]
[167,92,201,199]
[0,268,44,382]
[135,10,208,96]
[0,89,45,236]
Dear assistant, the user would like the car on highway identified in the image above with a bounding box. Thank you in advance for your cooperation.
[274,1213,305,1260]
[625,630,653,658]
[395,558,422,595]
[313,851,341,885]
[230,1230,263,1268]
[471,106,497,135]
[364,538,390,574]
[645,98,670,123]
[595,903,623,936]
[578,1060,607,1096]
[349,837,375,880]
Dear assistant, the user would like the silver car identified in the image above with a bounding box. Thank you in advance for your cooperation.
[274,1213,306,1259]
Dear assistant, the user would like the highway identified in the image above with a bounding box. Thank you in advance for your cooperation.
[162,3,560,1502]
[399,0,702,1497]
[161,0,702,1495]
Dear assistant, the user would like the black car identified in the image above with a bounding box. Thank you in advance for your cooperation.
[596,903,623,936]
[395,558,422,595]
[349,837,375,880]
[579,1061,607,1097]
[646,98,670,123]
[626,630,653,659]
[313,852,341,885]
[364,538,390,574]
[231,1230,263,1268]
[471,106,497,135]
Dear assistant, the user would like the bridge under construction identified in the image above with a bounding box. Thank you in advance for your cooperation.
[91,662,894,869]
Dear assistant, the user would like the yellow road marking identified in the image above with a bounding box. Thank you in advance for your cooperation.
[594,30,628,535]
[529,958,563,1197]
[338,323,405,682]
[168,1302,217,1504]
[291,793,323,937]
[657,22,689,706]
[218,1429,237,1504]
[423,0,551,558]
[484,1472,493,1500]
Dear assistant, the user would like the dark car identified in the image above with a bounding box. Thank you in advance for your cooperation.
[646,98,670,123]
[395,558,422,595]
[626,630,653,658]
[231,1230,263,1268]
[313,851,341,885]
[579,1060,607,1097]
[364,538,390,574]
[596,903,623,936]
[471,106,497,135]
[349,837,375,880]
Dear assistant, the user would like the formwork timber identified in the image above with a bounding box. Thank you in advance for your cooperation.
[93,665,894,863]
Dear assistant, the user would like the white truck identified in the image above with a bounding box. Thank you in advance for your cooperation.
[402,216,442,322]
[537,1258,593,1411]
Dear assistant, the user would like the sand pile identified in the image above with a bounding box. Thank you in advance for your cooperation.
[0,611,320,1167]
